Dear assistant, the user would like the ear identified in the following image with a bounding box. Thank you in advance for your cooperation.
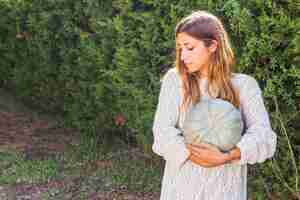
[208,40,218,53]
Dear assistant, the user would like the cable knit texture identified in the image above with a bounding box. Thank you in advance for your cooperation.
[152,68,277,200]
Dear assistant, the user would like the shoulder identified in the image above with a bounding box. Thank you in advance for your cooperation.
[231,73,260,91]
[161,68,181,86]
[158,68,181,98]
[231,73,257,85]
[231,73,262,100]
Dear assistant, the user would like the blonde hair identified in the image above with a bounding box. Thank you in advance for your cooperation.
[175,10,240,111]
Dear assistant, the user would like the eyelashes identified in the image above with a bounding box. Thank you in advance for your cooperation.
[181,47,195,52]
[177,43,194,51]
[177,46,195,51]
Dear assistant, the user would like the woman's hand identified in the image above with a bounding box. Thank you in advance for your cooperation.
[186,143,230,168]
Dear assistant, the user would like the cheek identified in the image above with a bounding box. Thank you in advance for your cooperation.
[198,48,211,61]
[193,49,206,63]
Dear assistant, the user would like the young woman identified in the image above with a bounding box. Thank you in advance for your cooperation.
[152,10,277,200]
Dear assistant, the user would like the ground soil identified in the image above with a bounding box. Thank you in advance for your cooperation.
[0,88,160,200]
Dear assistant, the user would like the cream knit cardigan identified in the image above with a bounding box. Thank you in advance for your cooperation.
[152,68,277,200]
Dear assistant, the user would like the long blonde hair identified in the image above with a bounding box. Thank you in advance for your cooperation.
[175,10,240,111]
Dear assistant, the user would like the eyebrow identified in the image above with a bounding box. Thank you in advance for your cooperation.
[177,42,192,47]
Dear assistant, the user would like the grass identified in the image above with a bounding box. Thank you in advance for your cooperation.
[0,132,287,200]
[0,134,163,199]
[101,150,162,192]
[0,87,163,199]
[0,151,58,185]
[0,128,297,200]
[0,89,295,199]
[0,117,296,200]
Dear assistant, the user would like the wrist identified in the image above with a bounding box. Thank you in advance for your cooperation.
[224,147,241,163]
[223,151,232,163]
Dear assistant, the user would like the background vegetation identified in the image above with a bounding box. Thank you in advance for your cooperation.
[0,0,299,199]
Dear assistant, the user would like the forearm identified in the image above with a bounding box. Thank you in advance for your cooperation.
[236,77,277,165]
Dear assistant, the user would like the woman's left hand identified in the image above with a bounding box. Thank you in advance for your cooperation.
[186,143,229,168]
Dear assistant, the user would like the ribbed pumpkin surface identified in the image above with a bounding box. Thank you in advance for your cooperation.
[182,99,243,152]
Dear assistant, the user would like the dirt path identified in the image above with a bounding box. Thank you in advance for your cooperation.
[0,89,160,200]
[0,111,80,156]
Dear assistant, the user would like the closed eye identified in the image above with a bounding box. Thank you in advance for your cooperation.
[177,42,194,51]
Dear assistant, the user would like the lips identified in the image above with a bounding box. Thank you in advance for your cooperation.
[183,61,192,65]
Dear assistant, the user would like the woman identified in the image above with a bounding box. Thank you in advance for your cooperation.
[152,10,277,200]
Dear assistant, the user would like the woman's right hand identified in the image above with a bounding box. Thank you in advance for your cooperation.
[186,143,229,168]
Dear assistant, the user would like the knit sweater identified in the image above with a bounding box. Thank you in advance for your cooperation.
[152,68,277,200]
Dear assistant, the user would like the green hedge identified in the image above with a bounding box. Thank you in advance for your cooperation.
[0,0,299,198]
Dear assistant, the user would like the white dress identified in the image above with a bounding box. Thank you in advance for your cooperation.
[152,68,277,200]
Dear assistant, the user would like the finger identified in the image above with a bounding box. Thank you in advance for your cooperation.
[192,143,220,152]
[189,154,216,168]
[190,149,203,158]
[189,144,211,153]
[189,153,205,163]
[186,145,194,152]
[188,146,202,155]
[191,149,201,158]
[190,152,220,166]
[187,144,201,153]
[186,144,196,149]
[193,142,216,149]
[189,145,220,159]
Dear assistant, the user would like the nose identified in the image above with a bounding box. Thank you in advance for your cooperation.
[181,49,188,62]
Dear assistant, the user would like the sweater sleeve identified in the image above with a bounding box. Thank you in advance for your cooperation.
[152,69,191,168]
[235,76,277,165]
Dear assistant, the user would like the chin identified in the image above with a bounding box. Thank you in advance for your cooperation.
[187,68,200,74]
[185,64,201,74]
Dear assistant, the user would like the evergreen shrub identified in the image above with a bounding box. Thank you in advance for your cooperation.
[0,0,299,198]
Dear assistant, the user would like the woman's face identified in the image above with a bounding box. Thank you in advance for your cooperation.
[177,32,217,76]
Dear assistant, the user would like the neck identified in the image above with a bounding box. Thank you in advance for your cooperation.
[196,71,208,79]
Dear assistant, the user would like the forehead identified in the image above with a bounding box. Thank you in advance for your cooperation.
[177,32,201,45]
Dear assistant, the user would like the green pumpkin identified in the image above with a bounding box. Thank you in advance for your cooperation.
[182,98,243,152]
